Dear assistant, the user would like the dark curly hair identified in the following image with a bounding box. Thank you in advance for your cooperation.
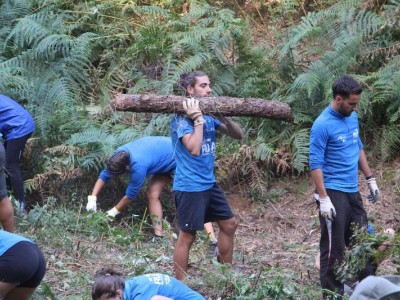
[332,75,362,98]
[91,267,125,300]
[106,151,130,175]
[179,71,208,96]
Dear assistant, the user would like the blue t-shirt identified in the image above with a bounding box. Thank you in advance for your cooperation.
[309,104,363,193]
[99,137,175,200]
[0,94,35,140]
[170,114,221,192]
[123,274,205,300]
[0,230,33,256]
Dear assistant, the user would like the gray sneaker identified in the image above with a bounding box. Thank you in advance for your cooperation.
[18,200,28,215]
[207,241,219,258]
[151,235,164,243]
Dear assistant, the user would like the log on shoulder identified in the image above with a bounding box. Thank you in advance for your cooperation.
[111,93,294,122]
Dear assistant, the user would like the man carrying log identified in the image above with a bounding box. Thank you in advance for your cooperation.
[170,71,244,280]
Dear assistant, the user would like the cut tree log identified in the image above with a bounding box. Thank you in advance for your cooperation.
[111,93,294,122]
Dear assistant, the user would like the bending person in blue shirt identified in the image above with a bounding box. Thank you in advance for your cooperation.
[86,136,217,241]
[309,75,379,299]
[86,136,175,238]
[170,71,244,280]
[91,268,205,300]
[0,95,35,213]
[0,230,46,300]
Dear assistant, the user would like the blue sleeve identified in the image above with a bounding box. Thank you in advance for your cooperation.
[125,166,147,200]
[175,117,193,140]
[99,169,113,183]
[309,122,328,170]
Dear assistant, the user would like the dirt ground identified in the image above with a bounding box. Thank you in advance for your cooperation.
[223,163,399,291]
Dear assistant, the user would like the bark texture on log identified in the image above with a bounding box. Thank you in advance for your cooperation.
[111,94,294,122]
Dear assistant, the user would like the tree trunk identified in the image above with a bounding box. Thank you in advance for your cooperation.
[111,93,294,122]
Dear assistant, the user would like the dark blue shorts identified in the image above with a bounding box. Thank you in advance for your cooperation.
[0,241,46,288]
[174,184,234,231]
[0,142,7,199]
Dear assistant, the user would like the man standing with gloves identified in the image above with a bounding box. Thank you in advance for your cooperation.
[309,75,379,299]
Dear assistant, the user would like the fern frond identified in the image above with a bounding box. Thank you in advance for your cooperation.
[6,12,55,48]
[255,143,275,162]
[130,4,171,18]
[291,128,310,173]
[280,11,323,59]
[380,125,400,161]
[353,10,383,39]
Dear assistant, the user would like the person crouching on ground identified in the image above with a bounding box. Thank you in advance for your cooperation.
[91,267,205,300]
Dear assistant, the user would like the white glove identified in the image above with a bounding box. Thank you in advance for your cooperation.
[107,207,120,218]
[367,177,379,203]
[86,195,97,211]
[183,98,205,126]
[319,196,336,220]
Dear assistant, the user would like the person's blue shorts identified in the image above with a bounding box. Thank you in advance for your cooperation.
[174,184,234,231]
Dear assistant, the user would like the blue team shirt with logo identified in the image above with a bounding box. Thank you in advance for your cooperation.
[309,104,363,192]
[99,136,176,200]
[123,273,205,300]
[170,114,220,192]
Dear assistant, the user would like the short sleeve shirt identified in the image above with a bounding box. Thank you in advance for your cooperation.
[123,274,205,300]
[170,114,220,192]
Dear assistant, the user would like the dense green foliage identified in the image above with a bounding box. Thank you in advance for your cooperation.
[2,0,398,201]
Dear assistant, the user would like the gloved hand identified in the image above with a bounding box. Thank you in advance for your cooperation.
[86,195,97,211]
[319,196,336,220]
[183,98,205,126]
[107,207,120,218]
[367,177,379,203]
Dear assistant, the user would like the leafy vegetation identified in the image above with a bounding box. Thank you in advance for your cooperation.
[0,0,399,298]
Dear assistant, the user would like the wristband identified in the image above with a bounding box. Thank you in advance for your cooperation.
[366,175,374,180]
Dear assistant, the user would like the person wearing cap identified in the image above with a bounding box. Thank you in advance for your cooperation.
[309,75,380,299]
[86,136,217,242]
[91,267,205,300]
[170,71,244,280]
[0,230,46,300]
[350,275,400,300]
[0,95,35,213]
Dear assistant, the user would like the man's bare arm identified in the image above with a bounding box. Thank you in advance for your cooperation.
[181,124,203,156]
[311,169,328,197]
[217,117,244,140]
[358,149,373,177]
